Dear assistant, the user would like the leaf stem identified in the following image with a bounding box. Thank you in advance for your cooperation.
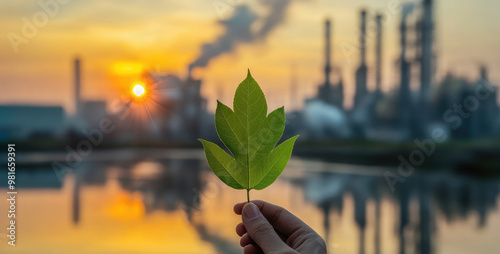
[247,189,250,203]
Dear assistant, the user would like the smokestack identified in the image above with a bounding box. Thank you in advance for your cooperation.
[419,0,434,136]
[375,14,382,92]
[354,9,368,109]
[74,58,81,116]
[324,19,332,87]
[480,65,488,81]
[360,10,367,65]
[399,3,415,131]
[187,66,193,80]
[290,64,297,109]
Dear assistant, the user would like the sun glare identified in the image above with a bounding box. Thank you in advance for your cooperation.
[113,62,144,75]
[133,84,145,97]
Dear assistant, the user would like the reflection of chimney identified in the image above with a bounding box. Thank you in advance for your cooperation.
[354,191,367,254]
[375,14,382,92]
[72,172,81,225]
[74,58,81,116]
[324,19,332,87]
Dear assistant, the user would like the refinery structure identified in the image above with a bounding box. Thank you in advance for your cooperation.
[1,0,499,145]
[298,0,499,141]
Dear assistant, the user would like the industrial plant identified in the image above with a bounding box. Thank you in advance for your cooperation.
[1,0,499,146]
[296,0,499,142]
[2,1,500,253]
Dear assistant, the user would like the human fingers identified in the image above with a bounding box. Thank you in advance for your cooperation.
[244,244,264,254]
[235,200,314,238]
[241,202,296,253]
[236,222,247,237]
[240,233,254,247]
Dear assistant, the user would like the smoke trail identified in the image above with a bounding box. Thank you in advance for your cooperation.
[188,5,257,73]
[256,0,291,38]
[188,0,292,73]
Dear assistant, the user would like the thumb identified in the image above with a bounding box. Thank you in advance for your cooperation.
[242,202,295,254]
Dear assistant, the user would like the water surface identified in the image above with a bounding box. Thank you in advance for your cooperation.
[0,149,499,254]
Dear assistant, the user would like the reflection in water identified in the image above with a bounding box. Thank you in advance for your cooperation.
[72,167,81,225]
[298,169,500,254]
[195,224,242,254]
[1,153,499,253]
[116,160,203,219]
[65,158,241,254]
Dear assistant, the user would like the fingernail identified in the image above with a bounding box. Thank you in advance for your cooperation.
[243,203,260,220]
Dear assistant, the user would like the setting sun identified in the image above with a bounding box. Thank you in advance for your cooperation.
[133,84,145,97]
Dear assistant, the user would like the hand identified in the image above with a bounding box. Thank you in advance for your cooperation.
[234,200,327,254]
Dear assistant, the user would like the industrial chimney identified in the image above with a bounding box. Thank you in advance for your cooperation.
[324,19,332,87]
[399,3,415,131]
[317,18,344,109]
[354,10,368,108]
[360,10,367,66]
[375,14,382,93]
[418,0,434,136]
[480,65,488,81]
[74,58,81,116]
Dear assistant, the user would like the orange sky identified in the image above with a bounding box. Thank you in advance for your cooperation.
[1,0,499,114]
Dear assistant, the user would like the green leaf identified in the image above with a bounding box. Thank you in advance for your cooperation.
[199,70,298,200]
[198,139,245,189]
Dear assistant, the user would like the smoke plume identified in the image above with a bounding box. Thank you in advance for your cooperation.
[188,0,292,73]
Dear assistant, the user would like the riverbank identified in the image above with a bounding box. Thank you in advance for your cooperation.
[294,139,500,177]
